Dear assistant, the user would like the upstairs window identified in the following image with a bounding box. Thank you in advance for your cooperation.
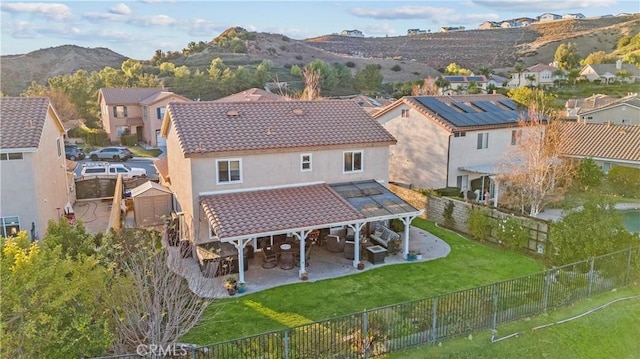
[343,151,363,173]
[454,132,466,137]
[217,159,242,184]
[1,216,20,237]
[1,153,24,160]
[157,107,166,120]
[301,154,312,172]
[113,106,127,118]
[477,132,489,149]
[401,109,410,118]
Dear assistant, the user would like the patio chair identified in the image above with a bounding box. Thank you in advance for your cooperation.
[294,242,313,267]
[261,244,278,269]
[325,234,344,253]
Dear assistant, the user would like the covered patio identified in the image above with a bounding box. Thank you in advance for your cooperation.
[196,180,424,287]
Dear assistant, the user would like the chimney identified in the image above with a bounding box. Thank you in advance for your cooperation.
[616,59,622,70]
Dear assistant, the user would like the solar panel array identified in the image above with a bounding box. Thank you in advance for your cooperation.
[416,97,522,127]
[467,76,485,82]
[445,76,466,82]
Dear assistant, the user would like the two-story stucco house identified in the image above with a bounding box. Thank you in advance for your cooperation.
[373,94,529,200]
[0,97,73,240]
[440,75,488,95]
[508,63,563,88]
[579,60,640,84]
[577,93,640,125]
[98,88,191,147]
[159,100,421,283]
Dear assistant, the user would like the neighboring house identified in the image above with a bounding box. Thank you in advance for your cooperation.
[215,88,288,102]
[538,13,562,22]
[407,28,427,36]
[98,88,191,147]
[159,100,421,282]
[563,13,585,19]
[478,21,500,29]
[440,75,488,95]
[579,60,640,84]
[0,97,73,240]
[341,29,364,37]
[508,63,563,88]
[331,94,394,114]
[439,26,465,32]
[558,122,640,173]
[576,93,640,125]
[564,94,617,120]
[487,74,509,89]
[372,94,529,197]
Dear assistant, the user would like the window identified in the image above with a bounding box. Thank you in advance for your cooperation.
[113,105,127,118]
[116,126,128,137]
[217,159,241,184]
[1,216,20,237]
[401,109,410,118]
[454,132,466,137]
[541,73,550,79]
[511,130,522,145]
[301,153,312,172]
[0,153,23,160]
[157,107,166,120]
[477,132,489,149]
[343,151,363,173]
[143,106,148,119]
[456,175,469,191]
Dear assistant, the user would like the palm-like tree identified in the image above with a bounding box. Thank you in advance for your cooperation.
[513,63,525,87]
[526,74,537,87]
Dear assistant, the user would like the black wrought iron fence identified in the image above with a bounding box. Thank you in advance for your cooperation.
[93,246,639,359]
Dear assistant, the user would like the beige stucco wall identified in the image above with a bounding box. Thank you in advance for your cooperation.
[580,104,640,125]
[163,125,194,237]
[378,104,450,189]
[143,97,190,147]
[0,110,69,239]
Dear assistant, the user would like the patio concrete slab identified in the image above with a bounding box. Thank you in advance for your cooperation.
[167,226,451,299]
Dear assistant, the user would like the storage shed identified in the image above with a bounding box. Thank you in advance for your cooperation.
[130,181,173,227]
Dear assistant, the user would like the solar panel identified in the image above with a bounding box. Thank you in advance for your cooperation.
[498,99,517,110]
[471,101,502,112]
[451,101,477,113]
[467,76,485,82]
[446,76,465,82]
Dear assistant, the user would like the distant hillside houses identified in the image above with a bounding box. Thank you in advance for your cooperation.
[538,13,563,22]
[439,26,465,32]
[407,28,428,36]
[341,29,364,37]
[563,13,586,19]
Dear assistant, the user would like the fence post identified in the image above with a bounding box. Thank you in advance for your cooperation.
[543,270,551,313]
[431,297,438,343]
[491,283,499,331]
[588,256,595,297]
[284,329,289,359]
[363,310,368,359]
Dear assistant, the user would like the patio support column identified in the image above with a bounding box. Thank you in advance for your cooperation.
[400,215,417,259]
[349,222,365,268]
[293,230,311,279]
[492,177,500,208]
[232,238,253,284]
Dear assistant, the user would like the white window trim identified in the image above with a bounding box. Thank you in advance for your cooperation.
[477,132,489,149]
[1,216,20,237]
[216,158,243,185]
[343,150,364,173]
[300,153,312,172]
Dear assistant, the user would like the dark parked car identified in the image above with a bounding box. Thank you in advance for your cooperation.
[64,144,85,161]
[88,146,134,161]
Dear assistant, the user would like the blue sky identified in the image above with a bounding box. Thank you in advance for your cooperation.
[1,1,638,59]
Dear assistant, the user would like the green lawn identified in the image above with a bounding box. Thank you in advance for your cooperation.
[390,286,640,359]
[128,145,162,158]
[182,218,544,345]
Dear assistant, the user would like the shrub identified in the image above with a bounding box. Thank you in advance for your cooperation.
[345,61,356,68]
[608,166,640,198]
[443,200,455,228]
[295,55,303,61]
[389,218,405,233]
[576,157,604,189]
[467,207,492,241]
[120,134,138,146]
[390,64,402,72]
[494,216,529,250]
[435,187,462,197]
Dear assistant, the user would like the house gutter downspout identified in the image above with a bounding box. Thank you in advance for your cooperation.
[445,133,452,187]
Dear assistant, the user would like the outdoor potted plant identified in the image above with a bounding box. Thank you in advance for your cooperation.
[407,250,417,261]
[415,251,423,260]
[224,276,237,295]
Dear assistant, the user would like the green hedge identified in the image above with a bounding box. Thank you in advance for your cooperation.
[608,166,640,198]
[120,134,138,146]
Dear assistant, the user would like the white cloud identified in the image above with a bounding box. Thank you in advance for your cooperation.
[83,11,127,22]
[132,14,177,26]
[141,0,176,3]
[0,2,73,21]
[350,6,456,20]
[186,18,226,37]
[360,23,398,37]
[110,3,131,16]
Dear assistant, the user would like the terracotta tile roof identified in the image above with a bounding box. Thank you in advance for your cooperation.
[153,156,169,182]
[578,93,640,115]
[215,88,289,102]
[527,63,558,73]
[99,88,164,105]
[139,91,191,105]
[0,97,51,149]
[558,122,640,162]
[200,183,365,239]
[167,100,396,155]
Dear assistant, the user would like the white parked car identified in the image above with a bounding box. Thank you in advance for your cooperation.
[79,162,146,180]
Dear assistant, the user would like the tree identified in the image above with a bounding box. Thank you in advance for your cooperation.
[525,74,537,87]
[301,64,322,100]
[412,76,439,95]
[547,198,638,265]
[99,229,211,354]
[582,51,616,65]
[99,66,128,88]
[575,157,604,190]
[445,62,472,75]
[121,59,143,84]
[496,106,574,216]
[159,62,176,76]
[354,64,383,93]
[466,81,482,94]
[1,232,112,358]
[512,63,525,87]
[554,42,581,70]
[434,76,450,93]
[507,87,558,114]
[21,83,81,123]
[207,57,227,82]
